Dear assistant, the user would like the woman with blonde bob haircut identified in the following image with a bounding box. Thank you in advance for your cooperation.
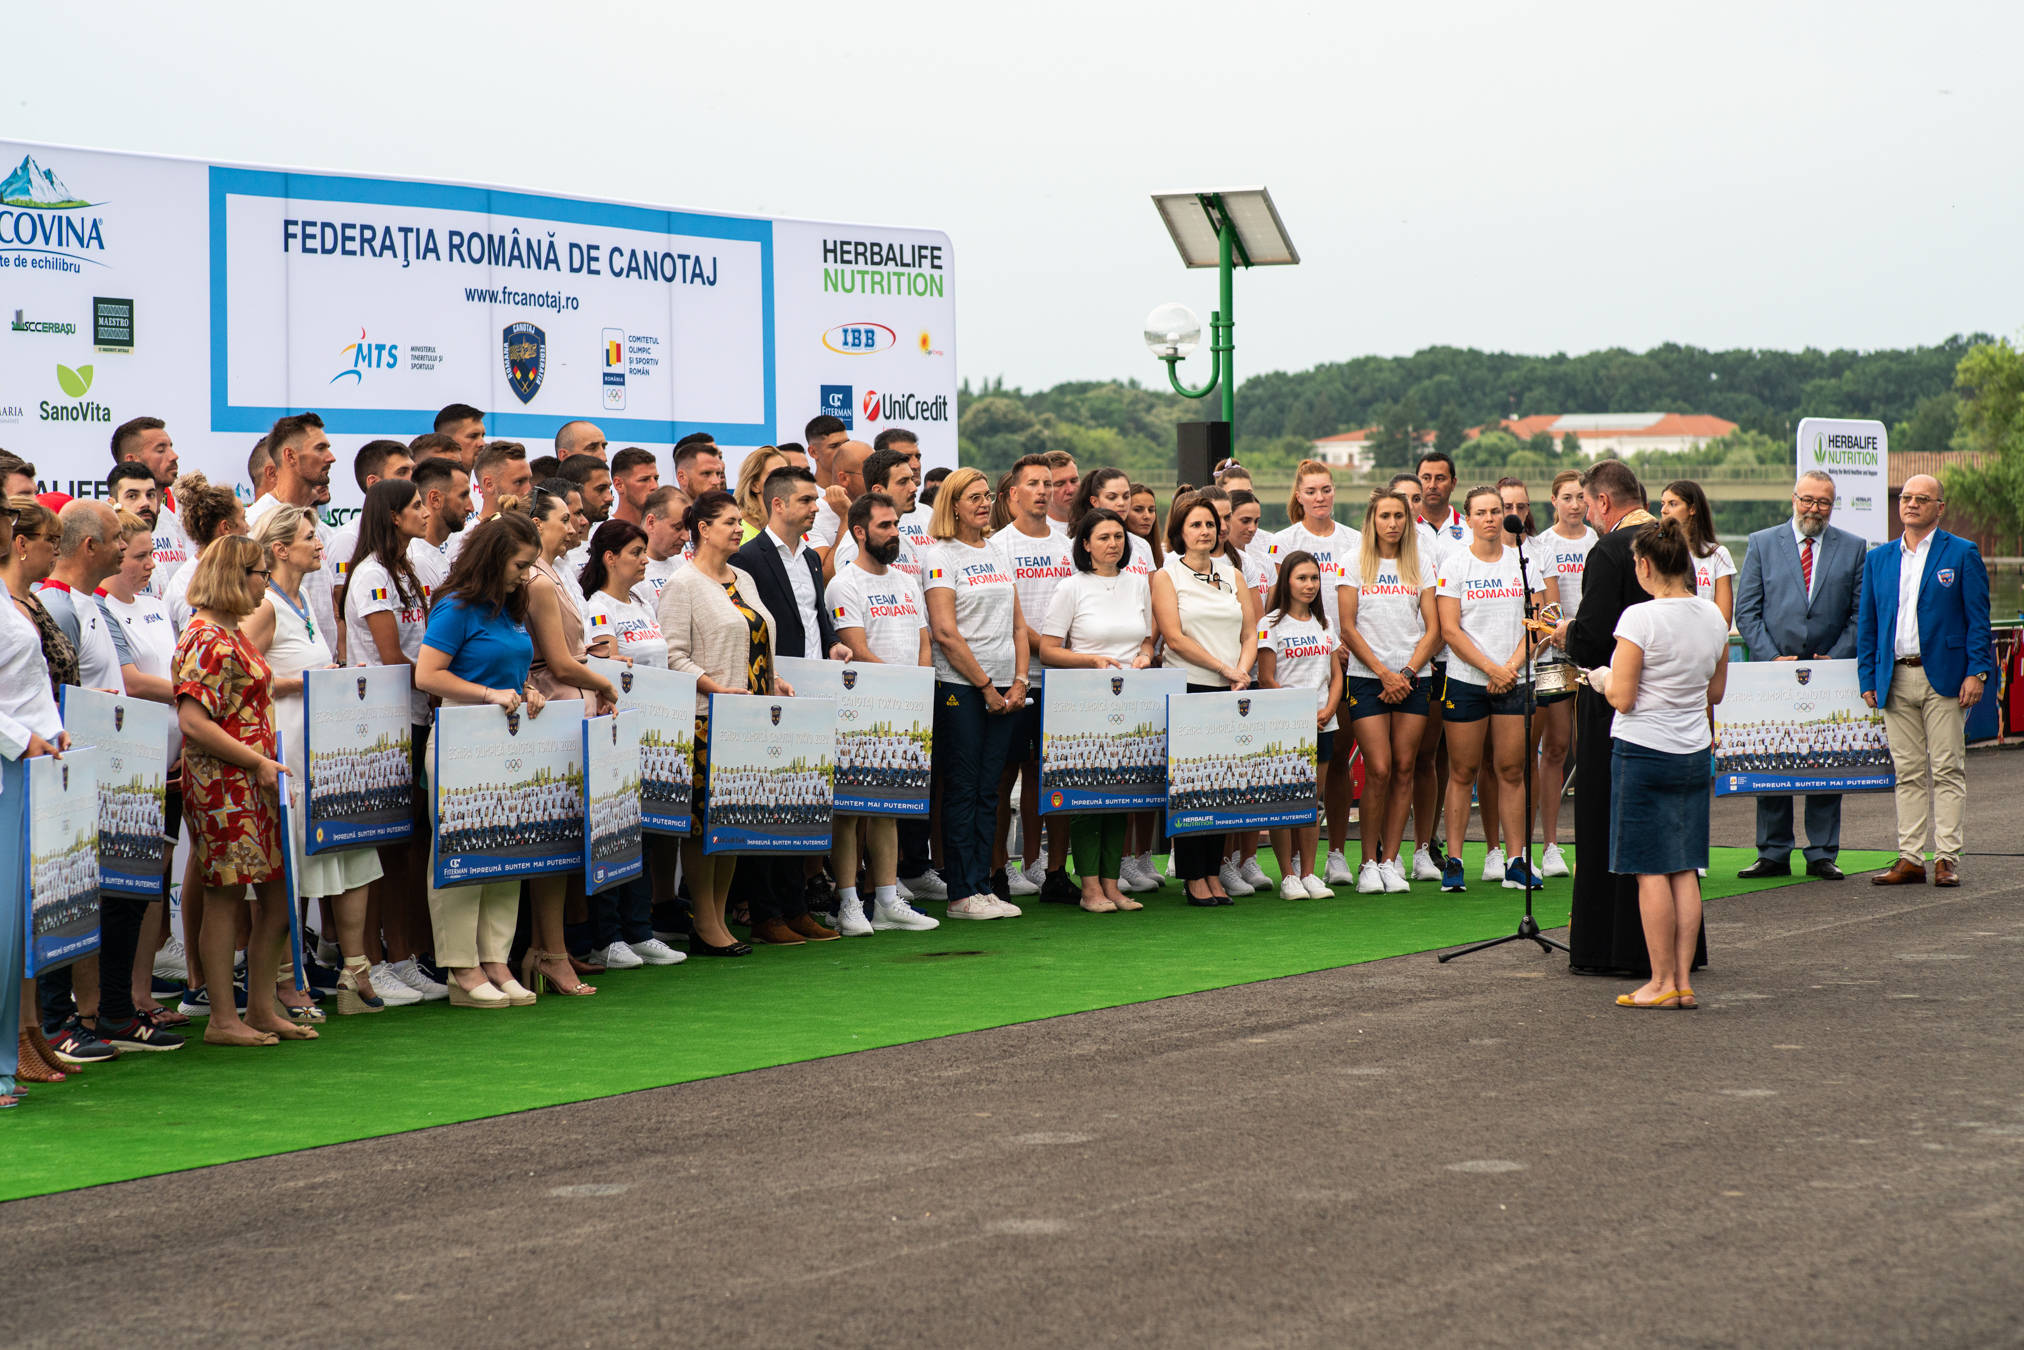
[733,447,785,543]
[174,535,308,1047]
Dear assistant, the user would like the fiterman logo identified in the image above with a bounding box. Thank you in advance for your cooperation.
[822,322,896,355]
[820,383,853,430]
[331,328,400,385]
[503,322,547,403]
[0,156,108,271]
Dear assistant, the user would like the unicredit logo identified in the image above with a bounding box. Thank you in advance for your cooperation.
[859,389,951,424]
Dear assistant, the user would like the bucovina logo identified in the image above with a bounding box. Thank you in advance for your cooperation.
[43,362,110,424]
[503,322,547,403]
[332,327,399,385]
[0,156,108,274]
[823,322,896,355]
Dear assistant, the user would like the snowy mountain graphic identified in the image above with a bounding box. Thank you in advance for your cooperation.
[1,155,89,208]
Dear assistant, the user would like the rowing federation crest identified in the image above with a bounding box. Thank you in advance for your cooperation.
[1237,697,1252,717]
[505,708,522,736]
[841,668,858,690]
[357,675,369,701]
[770,704,783,726]
[502,322,547,404]
[620,669,634,694]
[112,704,124,732]
[1795,668,1812,687]
[1110,676,1125,696]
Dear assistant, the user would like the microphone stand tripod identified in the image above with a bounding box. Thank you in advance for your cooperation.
[1439,523,1567,963]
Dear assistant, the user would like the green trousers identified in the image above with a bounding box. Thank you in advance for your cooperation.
[1069,814,1126,880]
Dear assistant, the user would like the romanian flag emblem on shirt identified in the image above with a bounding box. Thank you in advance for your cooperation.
[589,613,611,629]
[927,568,944,579]
[832,604,847,619]
[333,560,349,579]
[368,587,389,602]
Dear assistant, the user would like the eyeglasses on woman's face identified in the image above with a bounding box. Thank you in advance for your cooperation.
[246,567,273,581]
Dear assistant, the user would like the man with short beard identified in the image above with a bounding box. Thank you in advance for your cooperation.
[248,412,342,659]
[111,416,190,596]
[411,456,471,560]
[609,446,659,525]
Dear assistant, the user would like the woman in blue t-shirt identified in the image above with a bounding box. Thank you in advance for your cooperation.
[415,511,545,1009]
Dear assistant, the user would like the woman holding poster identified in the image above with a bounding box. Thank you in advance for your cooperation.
[659,490,787,956]
[1435,487,1546,896]
[1257,551,1344,901]
[173,536,311,1046]
[415,512,548,1008]
[1153,492,1260,907]
[245,506,385,1016]
[1340,490,1442,896]
[1041,506,1155,913]
[923,468,1030,922]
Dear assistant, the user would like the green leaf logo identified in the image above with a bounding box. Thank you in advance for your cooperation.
[55,363,93,398]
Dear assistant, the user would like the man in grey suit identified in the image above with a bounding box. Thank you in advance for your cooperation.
[1732,470,1867,879]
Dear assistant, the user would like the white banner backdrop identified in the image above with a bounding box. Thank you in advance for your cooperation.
[1796,417,1888,546]
[0,139,956,523]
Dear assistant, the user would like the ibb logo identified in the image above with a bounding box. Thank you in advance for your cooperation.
[823,322,896,355]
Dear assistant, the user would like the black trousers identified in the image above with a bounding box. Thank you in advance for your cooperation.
[737,856,809,925]
[38,891,152,1032]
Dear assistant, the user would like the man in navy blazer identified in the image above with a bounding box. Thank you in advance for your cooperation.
[1732,471,1866,880]
[731,465,846,662]
[1856,474,1996,888]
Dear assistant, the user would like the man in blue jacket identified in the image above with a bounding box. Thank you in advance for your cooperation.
[1733,471,1866,880]
[1856,475,1996,888]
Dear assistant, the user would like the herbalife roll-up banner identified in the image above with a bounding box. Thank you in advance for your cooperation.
[24,748,102,976]
[1711,659,1893,797]
[431,701,585,888]
[59,686,170,895]
[1797,418,1888,547]
[582,710,644,896]
[1039,668,1188,814]
[1164,689,1319,838]
[0,139,956,518]
[701,693,836,854]
[773,656,933,817]
[302,665,414,853]
[588,657,698,836]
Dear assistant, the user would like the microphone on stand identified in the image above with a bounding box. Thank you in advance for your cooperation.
[1502,512,1527,538]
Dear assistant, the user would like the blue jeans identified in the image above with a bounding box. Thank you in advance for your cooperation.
[934,681,1020,899]
[0,757,25,1093]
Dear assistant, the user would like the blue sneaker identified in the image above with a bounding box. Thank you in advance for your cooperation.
[1441,856,1468,892]
[1503,858,1546,890]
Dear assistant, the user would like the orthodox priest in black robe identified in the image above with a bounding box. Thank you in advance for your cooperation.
[1564,461,1706,977]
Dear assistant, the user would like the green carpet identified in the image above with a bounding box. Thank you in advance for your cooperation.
[2,844,1895,1201]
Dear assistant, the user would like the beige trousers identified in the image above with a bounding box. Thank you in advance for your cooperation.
[427,875,522,968]
[1881,664,1967,863]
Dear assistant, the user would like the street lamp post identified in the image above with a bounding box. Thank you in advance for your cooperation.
[1145,187,1298,433]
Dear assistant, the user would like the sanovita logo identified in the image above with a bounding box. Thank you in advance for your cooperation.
[822,322,896,355]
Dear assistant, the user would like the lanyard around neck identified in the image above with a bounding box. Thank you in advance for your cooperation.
[268,580,315,641]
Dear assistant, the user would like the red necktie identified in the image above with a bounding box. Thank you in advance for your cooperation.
[1800,537,1814,595]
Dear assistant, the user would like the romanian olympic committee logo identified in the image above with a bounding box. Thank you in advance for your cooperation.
[502,322,547,404]
[357,676,369,700]
[1108,712,1125,725]
[1237,698,1252,717]
[767,745,782,759]
[841,668,858,690]
[1110,676,1125,696]
[1794,669,1812,686]
[620,669,634,694]
[840,707,859,724]
[503,758,523,773]
[1795,702,1815,715]
[1234,734,1253,746]
[112,705,124,732]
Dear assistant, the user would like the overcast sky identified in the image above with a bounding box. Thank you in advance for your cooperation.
[11,0,2019,393]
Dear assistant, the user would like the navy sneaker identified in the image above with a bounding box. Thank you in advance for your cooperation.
[1441,857,1468,893]
[1503,858,1546,891]
[175,984,250,1019]
[48,1017,120,1065]
[96,1017,186,1053]
[150,975,186,999]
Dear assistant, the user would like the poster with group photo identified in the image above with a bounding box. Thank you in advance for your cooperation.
[773,657,933,817]
[24,747,102,976]
[1164,688,1318,837]
[582,710,645,895]
[701,693,836,854]
[60,688,170,896]
[1712,659,1893,796]
[588,657,697,835]
[1039,668,1189,814]
[431,701,586,888]
[303,666,416,853]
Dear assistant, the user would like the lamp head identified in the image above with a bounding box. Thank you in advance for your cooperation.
[1143,303,1201,362]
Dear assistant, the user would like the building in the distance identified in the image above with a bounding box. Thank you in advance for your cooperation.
[1311,411,1737,470]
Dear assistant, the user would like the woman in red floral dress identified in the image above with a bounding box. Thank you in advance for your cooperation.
[172,535,312,1048]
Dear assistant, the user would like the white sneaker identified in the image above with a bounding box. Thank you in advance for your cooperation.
[388,958,448,1001]
[1142,853,1167,887]
[872,897,939,931]
[1323,849,1355,886]
[1302,873,1333,899]
[1164,852,1178,880]
[989,895,1024,918]
[1356,860,1385,894]
[1411,845,1443,882]
[899,871,948,900]
[1117,857,1151,892]
[1240,856,1271,888]
[152,937,188,983]
[1540,842,1570,878]
[630,937,686,964]
[314,935,342,969]
[835,899,874,937]
[1218,858,1256,896]
[592,941,644,970]
[1481,847,1507,883]
[1379,858,1411,893]
[369,963,424,1005]
[1006,862,1042,896]
[1279,876,1307,900]
[946,895,998,920]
